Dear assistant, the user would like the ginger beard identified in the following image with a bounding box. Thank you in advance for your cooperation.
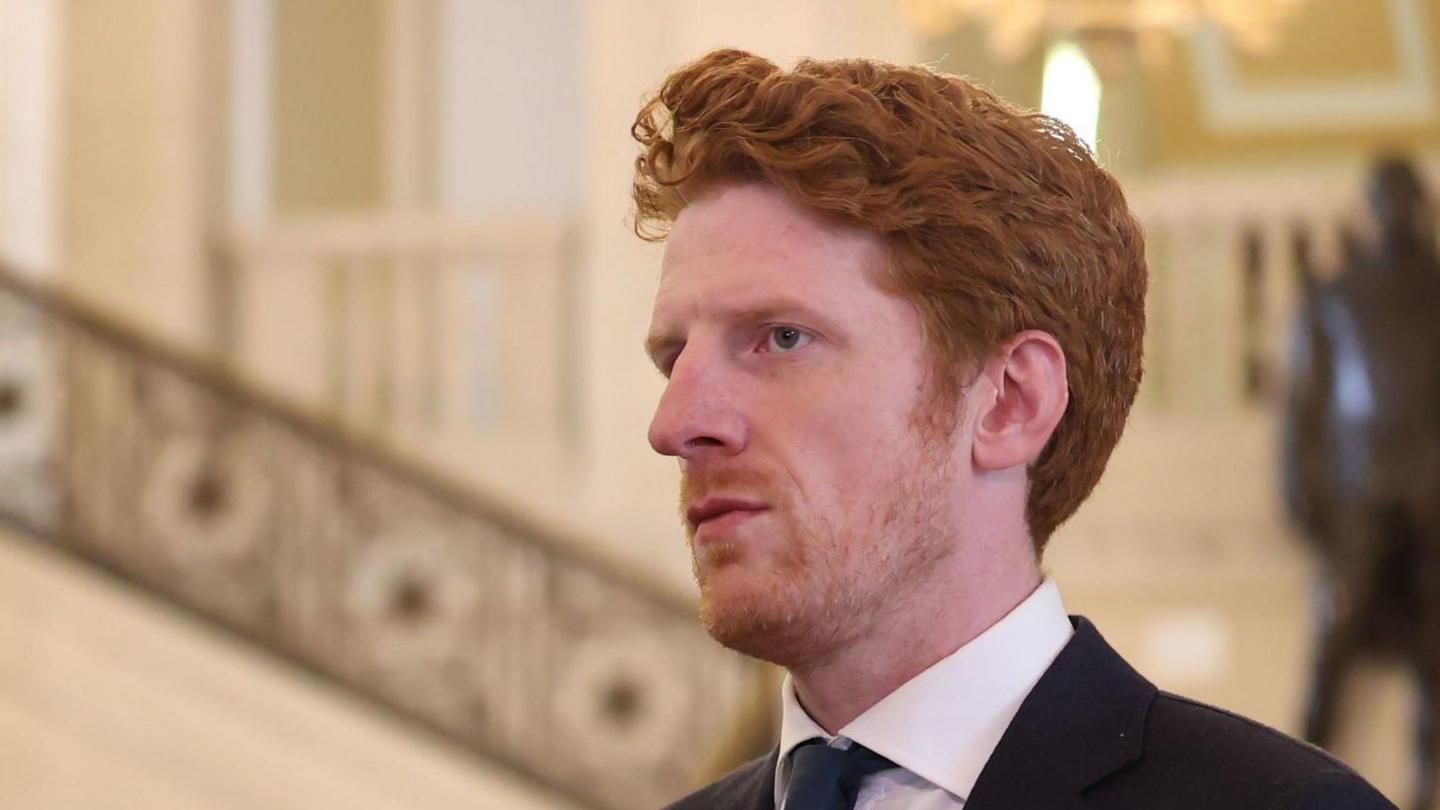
[681,409,960,668]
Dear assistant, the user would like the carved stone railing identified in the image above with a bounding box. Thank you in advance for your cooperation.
[0,262,768,809]
[1126,162,1372,416]
[1121,158,1440,419]
[219,212,576,444]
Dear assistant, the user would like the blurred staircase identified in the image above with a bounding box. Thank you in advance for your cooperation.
[0,523,579,810]
[0,261,769,809]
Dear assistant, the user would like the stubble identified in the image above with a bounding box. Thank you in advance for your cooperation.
[680,427,957,668]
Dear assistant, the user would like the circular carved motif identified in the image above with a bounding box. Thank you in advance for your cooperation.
[346,530,481,668]
[0,379,23,416]
[142,434,273,565]
[554,633,692,769]
[0,334,55,463]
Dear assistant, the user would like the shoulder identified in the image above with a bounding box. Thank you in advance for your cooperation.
[661,751,775,810]
[1114,691,1394,809]
[991,616,1392,808]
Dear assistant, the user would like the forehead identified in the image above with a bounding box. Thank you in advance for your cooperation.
[651,183,889,320]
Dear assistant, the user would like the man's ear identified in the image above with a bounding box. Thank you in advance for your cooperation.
[971,331,1069,473]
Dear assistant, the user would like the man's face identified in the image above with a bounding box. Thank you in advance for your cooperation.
[645,183,968,667]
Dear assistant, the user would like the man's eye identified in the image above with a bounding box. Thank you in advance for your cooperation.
[763,327,812,353]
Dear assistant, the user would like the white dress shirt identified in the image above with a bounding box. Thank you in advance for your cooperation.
[773,579,1073,809]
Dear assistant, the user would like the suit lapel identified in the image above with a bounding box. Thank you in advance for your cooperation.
[963,617,1156,810]
[735,746,779,810]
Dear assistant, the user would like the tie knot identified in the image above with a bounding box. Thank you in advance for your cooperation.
[785,739,898,809]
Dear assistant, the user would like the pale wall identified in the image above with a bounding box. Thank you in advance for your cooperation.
[272,0,386,213]
[0,0,61,274]
[436,0,582,214]
[60,0,223,347]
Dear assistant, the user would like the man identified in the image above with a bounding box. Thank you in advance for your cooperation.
[635,49,1393,809]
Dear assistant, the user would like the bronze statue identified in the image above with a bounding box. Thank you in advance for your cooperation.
[1282,155,1440,810]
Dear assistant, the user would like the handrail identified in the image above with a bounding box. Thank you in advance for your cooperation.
[0,261,679,614]
[0,259,770,809]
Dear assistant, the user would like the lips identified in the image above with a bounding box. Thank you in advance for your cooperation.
[686,497,770,533]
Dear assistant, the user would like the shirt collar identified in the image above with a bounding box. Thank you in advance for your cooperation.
[774,578,1073,805]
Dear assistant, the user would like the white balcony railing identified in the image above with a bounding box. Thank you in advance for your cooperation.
[219,212,580,506]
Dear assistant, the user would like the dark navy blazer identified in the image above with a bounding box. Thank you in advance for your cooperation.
[663,617,1394,809]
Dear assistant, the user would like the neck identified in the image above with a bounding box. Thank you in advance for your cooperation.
[788,547,1043,734]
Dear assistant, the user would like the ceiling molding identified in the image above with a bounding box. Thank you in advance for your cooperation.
[1190,0,1436,134]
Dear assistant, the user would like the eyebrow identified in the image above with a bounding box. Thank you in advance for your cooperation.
[643,297,839,371]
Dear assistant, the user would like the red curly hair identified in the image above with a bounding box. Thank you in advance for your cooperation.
[630,49,1147,550]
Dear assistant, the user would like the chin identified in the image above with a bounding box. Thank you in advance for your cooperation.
[696,568,838,667]
[698,567,783,653]
[701,602,798,665]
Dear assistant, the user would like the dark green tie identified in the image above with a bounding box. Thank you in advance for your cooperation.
[783,738,898,809]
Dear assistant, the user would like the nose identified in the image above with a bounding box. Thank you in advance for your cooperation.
[648,349,747,460]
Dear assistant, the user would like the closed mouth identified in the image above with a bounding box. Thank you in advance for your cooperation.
[686,498,770,532]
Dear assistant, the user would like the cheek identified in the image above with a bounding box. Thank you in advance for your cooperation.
[754,346,929,505]
[828,360,921,438]
[781,387,918,507]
